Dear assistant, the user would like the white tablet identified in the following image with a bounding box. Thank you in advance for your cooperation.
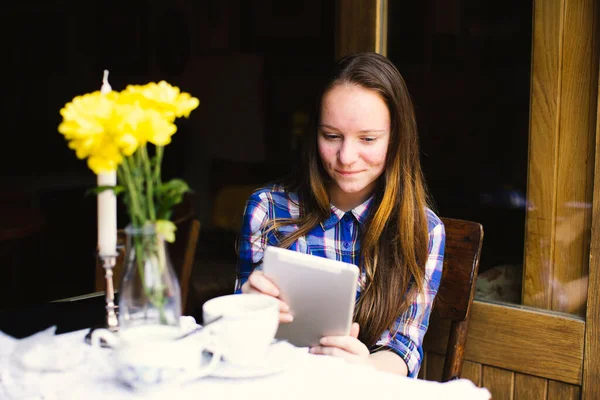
[262,245,359,347]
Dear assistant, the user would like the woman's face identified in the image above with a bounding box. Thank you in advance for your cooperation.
[318,83,390,211]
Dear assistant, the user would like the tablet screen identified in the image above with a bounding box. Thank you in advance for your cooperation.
[262,246,359,347]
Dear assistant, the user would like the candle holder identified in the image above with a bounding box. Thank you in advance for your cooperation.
[99,253,119,332]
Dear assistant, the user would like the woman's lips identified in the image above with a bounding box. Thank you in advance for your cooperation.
[336,170,361,176]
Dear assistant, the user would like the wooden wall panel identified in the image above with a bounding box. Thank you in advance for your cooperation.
[548,380,581,400]
[523,0,562,311]
[482,366,515,400]
[422,353,482,386]
[424,354,584,400]
[552,0,596,316]
[423,301,584,384]
[515,374,547,400]
[461,360,482,387]
[583,58,600,400]
[583,1,600,398]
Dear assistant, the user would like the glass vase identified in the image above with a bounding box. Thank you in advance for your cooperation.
[118,224,182,330]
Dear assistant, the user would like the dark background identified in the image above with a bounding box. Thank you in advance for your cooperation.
[0,0,531,313]
[388,0,531,284]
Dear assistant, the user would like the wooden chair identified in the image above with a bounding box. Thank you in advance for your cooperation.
[94,207,201,315]
[431,217,484,382]
[167,214,201,314]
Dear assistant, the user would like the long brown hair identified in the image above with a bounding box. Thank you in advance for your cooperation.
[263,52,430,347]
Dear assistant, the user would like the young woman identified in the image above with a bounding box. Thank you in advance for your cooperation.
[235,52,445,378]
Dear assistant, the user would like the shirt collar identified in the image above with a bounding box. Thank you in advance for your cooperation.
[351,195,374,224]
[321,195,374,230]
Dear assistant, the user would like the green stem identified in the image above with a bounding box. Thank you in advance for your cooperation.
[133,229,168,324]
[121,159,150,299]
[140,145,156,222]
[157,235,167,276]
[153,146,164,188]
[119,161,144,227]
[133,233,147,289]
[120,148,169,325]
[146,232,168,323]
[155,237,169,324]
[131,154,147,221]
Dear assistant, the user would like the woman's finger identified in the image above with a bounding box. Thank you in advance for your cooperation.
[242,271,292,323]
[247,271,280,297]
[249,274,290,312]
[279,312,294,323]
[309,346,348,358]
[277,298,290,313]
[319,335,369,357]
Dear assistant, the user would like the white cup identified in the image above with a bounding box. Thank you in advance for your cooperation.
[90,325,221,389]
[202,293,279,366]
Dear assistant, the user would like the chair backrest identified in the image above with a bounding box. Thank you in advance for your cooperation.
[94,207,200,315]
[167,214,201,313]
[432,217,484,381]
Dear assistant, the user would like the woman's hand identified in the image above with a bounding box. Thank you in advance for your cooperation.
[241,270,294,323]
[309,323,370,364]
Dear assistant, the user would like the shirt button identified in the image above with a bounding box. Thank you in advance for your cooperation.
[343,242,349,249]
[343,214,352,222]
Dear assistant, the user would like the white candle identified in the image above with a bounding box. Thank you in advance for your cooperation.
[97,69,117,256]
[97,171,117,256]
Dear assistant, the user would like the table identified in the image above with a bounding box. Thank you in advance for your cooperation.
[0,291,107,339]
[0,326,491,400]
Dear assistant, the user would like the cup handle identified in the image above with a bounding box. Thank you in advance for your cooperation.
[186,338,222,380]
[90,328,119,348]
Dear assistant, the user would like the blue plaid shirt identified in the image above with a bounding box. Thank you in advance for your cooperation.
[235,184,445,377]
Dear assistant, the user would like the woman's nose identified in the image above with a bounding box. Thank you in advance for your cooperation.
[338,141,358,165]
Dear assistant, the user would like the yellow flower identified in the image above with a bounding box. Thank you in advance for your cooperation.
[58,91,130,173]
[136,108,177,146]
[58,91,115,141]
[58,79,198,175]
[121,81,199,121]
[111,103,146,154]
[172,91,200,118]
[87,139,124,173]
[113,104,177,147]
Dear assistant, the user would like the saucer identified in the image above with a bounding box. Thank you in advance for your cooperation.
[204,340,300,378]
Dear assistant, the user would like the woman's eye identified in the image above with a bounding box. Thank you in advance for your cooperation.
[362,137,377,143]
[323,133,340,140]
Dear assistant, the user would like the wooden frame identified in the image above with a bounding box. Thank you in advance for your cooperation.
[583,40,600,399]
[335,0,387,58]
[523,0,598,317]
[424,301,585,385]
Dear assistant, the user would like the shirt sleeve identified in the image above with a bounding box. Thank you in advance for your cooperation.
[372,220,446,377]
[234,191,270,294]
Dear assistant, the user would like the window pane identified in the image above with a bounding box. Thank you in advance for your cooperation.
[387,1,589,316]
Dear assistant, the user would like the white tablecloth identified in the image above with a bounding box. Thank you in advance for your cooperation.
[0,328,491,400]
